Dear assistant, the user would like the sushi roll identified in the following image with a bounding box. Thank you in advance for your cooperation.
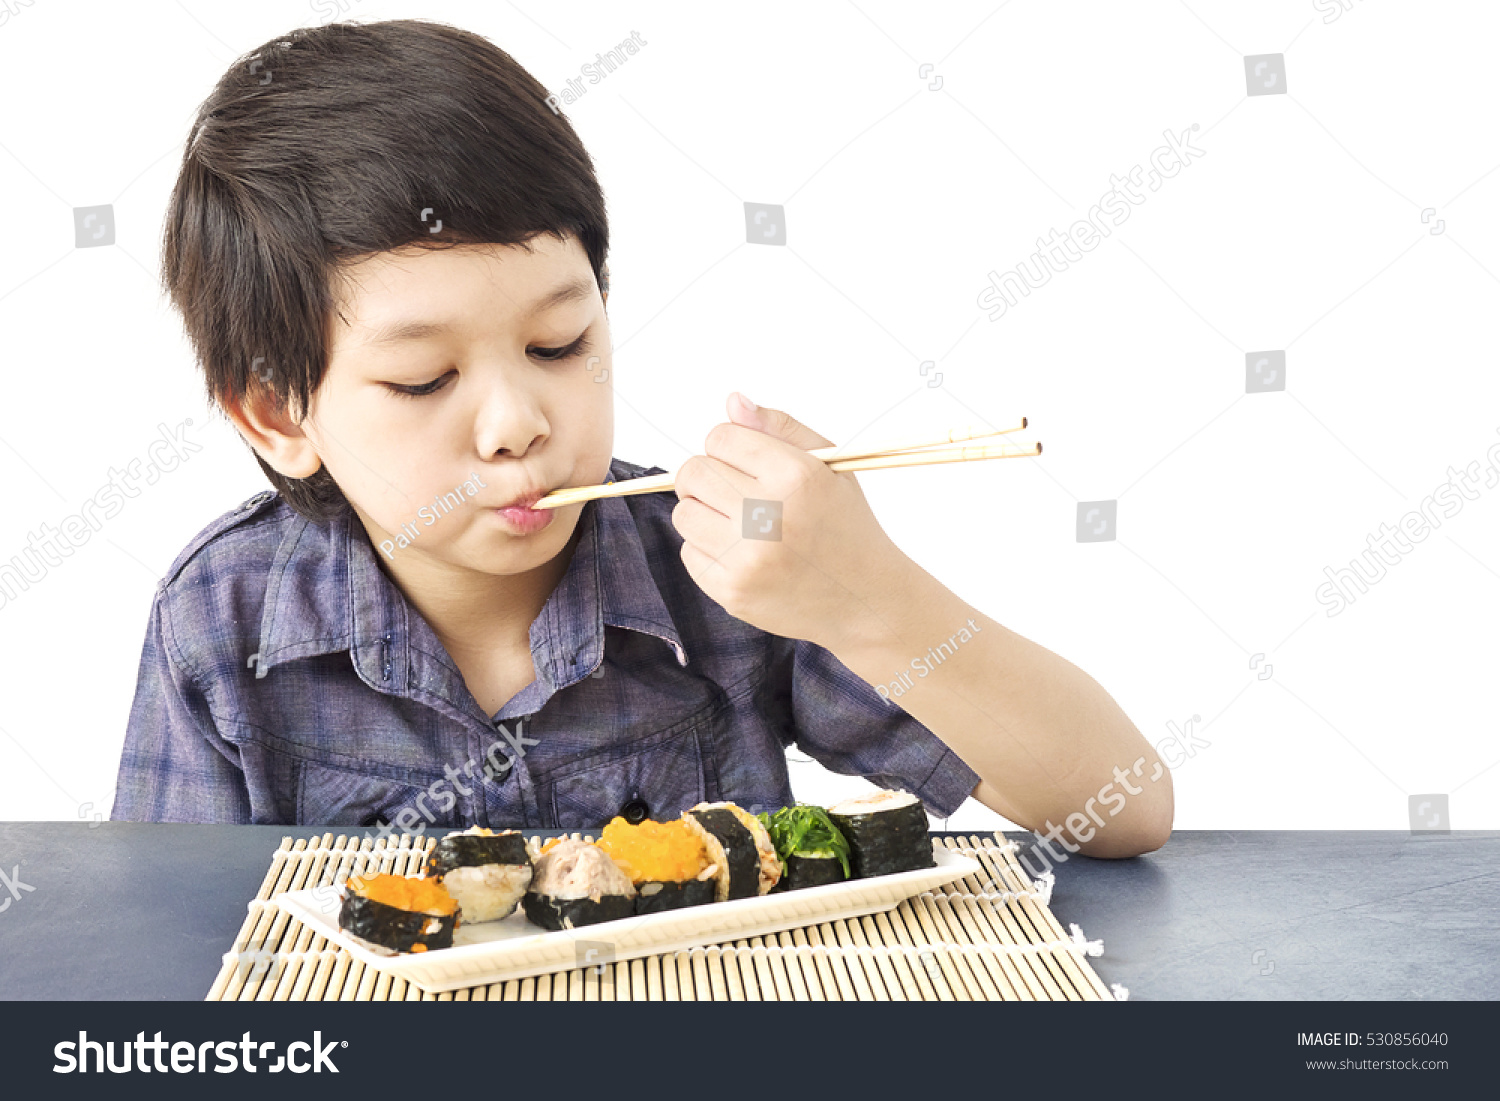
[682,801,781,901]
[521,838,636,931]
[424,826,533,923]
[759,805,853,891]
[596,816,719,915]
[338,873,459,955]
[785,852,847,891]
[828,789,935,877]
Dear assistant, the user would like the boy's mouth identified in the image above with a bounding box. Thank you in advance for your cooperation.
[499,489,547,510]
[492,486,557,535]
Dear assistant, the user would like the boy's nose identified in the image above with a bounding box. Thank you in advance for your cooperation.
[472,375,550,459]
[486,424,547,459]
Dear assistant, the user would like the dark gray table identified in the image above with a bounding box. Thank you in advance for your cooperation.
[0,826,1494,1000]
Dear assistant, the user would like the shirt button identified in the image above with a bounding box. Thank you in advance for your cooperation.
[619,798,650,824]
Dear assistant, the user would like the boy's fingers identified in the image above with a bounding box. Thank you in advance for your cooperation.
[671,496,737,561]
[702,423,787,479]
[725,393,833,451]
[674,454,756,515]
[678,539,724,591]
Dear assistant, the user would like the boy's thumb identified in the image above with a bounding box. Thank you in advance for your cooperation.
[727,392,833,450]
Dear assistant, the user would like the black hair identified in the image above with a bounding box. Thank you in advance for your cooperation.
[161,19,609,520]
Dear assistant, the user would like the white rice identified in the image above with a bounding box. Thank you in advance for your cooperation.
[442,862,533,923]
[828,789,919,816]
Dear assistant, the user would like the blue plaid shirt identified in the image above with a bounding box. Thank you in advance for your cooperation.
[112,458,978,828]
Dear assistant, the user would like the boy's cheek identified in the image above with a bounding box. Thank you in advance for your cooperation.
[565,395,615,482]
[322,465,398,530]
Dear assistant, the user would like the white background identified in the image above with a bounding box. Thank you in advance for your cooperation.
[0,0,1496,831]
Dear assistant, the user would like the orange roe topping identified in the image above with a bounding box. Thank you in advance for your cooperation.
[348,873,457,917]
[596,817,713,883]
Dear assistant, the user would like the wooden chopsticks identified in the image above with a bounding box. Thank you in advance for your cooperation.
[532,419,1039,510]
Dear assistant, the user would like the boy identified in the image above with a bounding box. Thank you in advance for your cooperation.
[114,19,1170,858]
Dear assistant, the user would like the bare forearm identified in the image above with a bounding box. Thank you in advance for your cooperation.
[826,555,1172,857]
[664,396,1170,855]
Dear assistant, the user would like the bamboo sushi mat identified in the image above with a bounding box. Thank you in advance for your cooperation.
[206,832,1125,1002]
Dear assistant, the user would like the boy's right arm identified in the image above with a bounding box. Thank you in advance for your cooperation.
[111,591,253,823]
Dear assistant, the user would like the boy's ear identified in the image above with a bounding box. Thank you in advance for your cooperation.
[221,385,324,479]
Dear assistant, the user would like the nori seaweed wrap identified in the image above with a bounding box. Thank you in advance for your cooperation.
[424,827,533,923]
[683,802,780,901]
[784,852,847,890]
[828,790,934,877]
[759,805,853,891]
[521,838,636,931]
[522,892,635,931]
[339,873,458,954]
[425,827,529,877]
[595,817,720,916]
[633,877,717,914]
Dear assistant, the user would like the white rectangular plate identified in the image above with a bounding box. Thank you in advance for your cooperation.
[274,848,980,994]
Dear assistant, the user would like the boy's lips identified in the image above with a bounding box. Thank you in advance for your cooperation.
[498,489,547,510]
[491,485,559,535]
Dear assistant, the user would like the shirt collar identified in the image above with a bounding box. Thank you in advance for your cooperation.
[529,487,690,694]
[251,480,690,703]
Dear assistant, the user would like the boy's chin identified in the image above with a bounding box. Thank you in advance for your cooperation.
[458,510,580,569]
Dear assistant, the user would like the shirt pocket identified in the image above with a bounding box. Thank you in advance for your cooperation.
[546,721,710,830]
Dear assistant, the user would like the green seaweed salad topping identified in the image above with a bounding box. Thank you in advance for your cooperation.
[758,805,853,879]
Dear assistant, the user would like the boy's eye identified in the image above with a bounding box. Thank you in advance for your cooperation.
[384,371,454,398]
[529,332,592,361]
[382,333,592,396]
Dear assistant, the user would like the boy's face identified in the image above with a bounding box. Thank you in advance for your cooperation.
[300,233,613,578]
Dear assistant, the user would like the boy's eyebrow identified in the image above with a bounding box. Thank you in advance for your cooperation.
[361,276,595,348]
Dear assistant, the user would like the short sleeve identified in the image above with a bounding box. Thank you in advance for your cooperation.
[111,590,253,823]
[783,638,979,819]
